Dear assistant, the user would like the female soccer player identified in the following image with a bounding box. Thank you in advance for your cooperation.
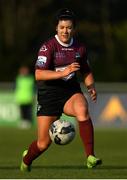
[20,8,102,172]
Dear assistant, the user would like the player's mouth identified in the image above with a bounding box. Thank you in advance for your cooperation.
[61,35,69,40]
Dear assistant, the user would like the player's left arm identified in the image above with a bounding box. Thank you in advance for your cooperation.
[79,46,97,102]
[83,72,97,102]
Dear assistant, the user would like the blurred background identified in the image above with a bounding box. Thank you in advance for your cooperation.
[0,0,127,128]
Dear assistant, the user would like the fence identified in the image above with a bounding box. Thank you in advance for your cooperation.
[0,82,127,128]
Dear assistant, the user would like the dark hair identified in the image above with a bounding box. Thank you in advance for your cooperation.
[55,8,76,27]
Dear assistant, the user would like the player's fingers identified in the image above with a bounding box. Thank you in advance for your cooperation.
[88,89,97,102]
[72,62,80,67]
[69,63,80,71]
[92,94,97,102]
[71,66,80,72]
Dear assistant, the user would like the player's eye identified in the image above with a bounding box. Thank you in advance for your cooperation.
[68,26,73,30]
[60,26,65,30]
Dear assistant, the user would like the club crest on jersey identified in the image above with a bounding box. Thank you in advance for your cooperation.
[36,56,47,67]
[75,52,81,59]
[40,45,47,52]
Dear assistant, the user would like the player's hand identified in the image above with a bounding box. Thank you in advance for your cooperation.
[88,88,97,102]
[62,62,80,77]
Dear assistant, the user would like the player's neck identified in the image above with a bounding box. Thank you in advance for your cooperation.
[55,35,73,47]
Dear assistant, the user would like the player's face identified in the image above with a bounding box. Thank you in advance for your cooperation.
[56,20,74,44]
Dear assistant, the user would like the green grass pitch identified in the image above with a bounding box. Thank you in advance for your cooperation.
[0,127,127,179]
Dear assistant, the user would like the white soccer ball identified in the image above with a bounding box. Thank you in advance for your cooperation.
[49,119,76,145]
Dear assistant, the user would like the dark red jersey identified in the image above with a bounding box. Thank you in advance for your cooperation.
[35,35,91,91]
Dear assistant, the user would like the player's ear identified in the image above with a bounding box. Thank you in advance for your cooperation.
[56,26,58,32]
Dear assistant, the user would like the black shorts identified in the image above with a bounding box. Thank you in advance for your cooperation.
[37,87,82,116]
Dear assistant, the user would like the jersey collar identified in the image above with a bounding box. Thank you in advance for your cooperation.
[55,35,73,47]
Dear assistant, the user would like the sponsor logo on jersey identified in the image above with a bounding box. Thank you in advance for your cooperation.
[36,56,47,67]
[55,65,75,81]
[61,48,74,51]
[40,45,47,51]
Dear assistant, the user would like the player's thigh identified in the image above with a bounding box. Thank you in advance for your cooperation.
[63,93,89,117]
[37,116,57,144]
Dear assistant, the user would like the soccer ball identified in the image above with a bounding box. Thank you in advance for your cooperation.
[49,119,76,145]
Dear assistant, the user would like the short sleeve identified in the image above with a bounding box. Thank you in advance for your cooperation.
[79,46,91,74]
[35,42,54,70]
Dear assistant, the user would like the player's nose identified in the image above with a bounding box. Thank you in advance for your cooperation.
[63,28,68,33]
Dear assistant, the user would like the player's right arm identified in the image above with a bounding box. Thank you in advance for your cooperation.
[35,43,80,81]
[35,63,80,81]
